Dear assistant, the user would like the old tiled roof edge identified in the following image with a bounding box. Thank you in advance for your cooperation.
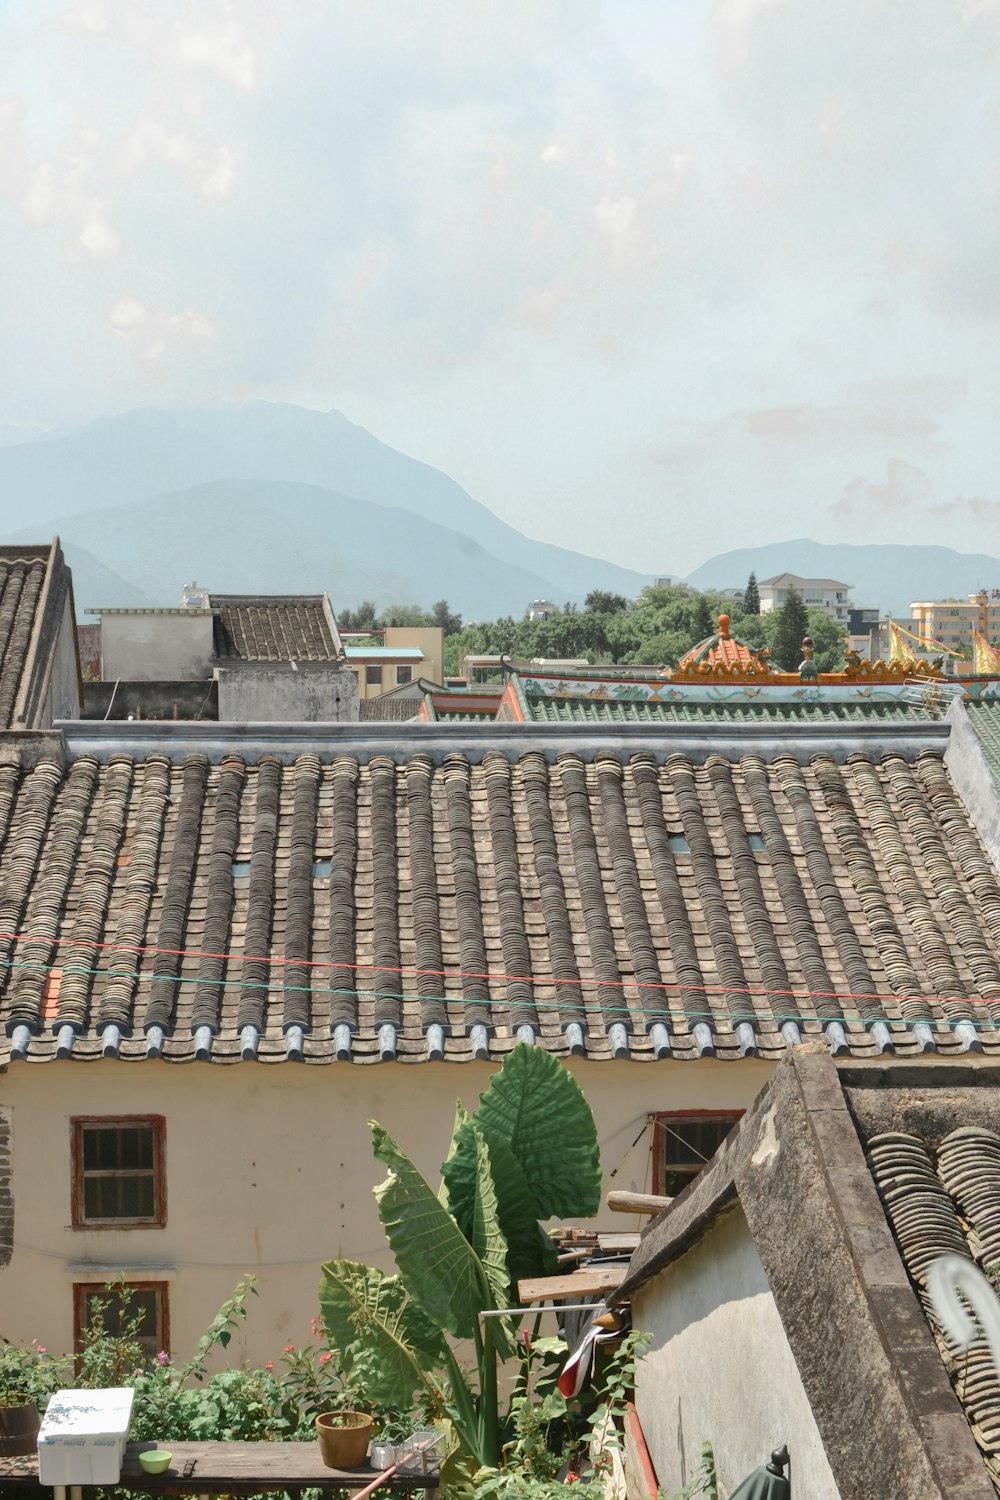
[615,1052,994,1500]
[58,717,952,766]
[15,538,82,729]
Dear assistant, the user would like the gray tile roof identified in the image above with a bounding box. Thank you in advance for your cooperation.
[0,540,76,729]
[210,594,343,663]
[3,738,1000,1063]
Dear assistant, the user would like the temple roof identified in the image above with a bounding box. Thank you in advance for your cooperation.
[673,614,771,676]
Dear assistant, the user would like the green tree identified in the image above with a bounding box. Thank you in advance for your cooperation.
[743,572,760,614]
[431,600,463,634]
[689,595,715,642]
[339,600,379,632]
[584,590,628,614]
[771,589,810,670]
[804,608,847,672]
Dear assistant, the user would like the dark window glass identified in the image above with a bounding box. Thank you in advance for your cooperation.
[658,1114,740,1197]
[75,1121,163,1226]
[366,665,382,686]
[81,1286,164,1362]
[396,665,413,685]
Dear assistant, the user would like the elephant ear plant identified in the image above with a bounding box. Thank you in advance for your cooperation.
[319,1044,601,1471]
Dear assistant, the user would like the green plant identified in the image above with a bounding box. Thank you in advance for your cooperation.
[319,1043,601,1470]
[658,1442,718,1500]
[0,1340,68,1409]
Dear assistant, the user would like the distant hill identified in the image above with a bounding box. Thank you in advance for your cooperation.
[686,539,1000,619]
[12,480,621,623]
[0,404,651,616]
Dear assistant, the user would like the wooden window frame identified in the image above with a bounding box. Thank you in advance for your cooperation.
[651,1109,744,1198]
[365,664,382,687]
[71,1116,166,1230]
[73,1280,170,1361]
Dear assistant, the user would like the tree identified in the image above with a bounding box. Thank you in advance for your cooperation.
[689,595,715,642]
[743,572,760,614]
[431,600,463,635]
[584,590,629,614]
[771,589,810,671]
[338,600,379,632]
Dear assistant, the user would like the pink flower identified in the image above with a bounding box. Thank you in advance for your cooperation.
[156,1351,169,1366]
[37,1347,46,1355]
[283,1343,295,1353]
[319,1352,332,1364]
[264,1361,273,1372]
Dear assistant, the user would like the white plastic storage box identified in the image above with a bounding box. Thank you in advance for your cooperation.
[37,1388,135,1485]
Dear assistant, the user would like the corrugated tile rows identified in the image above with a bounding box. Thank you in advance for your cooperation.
[867,1127,1000,1492]
[0,558,47,728]
[3,744,1000,1063]
[212,600,339,662]
[525,696,939,724]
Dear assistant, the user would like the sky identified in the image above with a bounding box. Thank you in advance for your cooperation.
[1,0,999,576]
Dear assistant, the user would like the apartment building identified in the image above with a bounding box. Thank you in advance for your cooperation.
[758,573,851,622]
[910,593,1000,653]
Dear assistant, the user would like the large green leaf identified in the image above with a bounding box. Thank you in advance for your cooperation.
[371,1121,492,1340]
[439,1100,472,1209]
[442,1124,558,1288]
[474,1043,601,1219]
[318,1260,445,1411]
[468,1129,511,1315]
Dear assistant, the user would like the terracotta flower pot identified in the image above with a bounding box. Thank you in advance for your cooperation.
[0,1402,40,1457]
[315,1410,374,1470]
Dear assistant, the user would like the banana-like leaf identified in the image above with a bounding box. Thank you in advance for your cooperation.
[442,1124,558,1287]
[371,1121,492,1341]
[439,1100,472,1208]
[318,1259,445,1411]
[474,1043,601,1219]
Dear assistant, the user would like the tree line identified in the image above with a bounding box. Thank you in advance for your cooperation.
[337,573,847,677]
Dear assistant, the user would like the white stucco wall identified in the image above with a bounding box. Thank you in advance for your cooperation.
[101,615,215,682]
[216,666,359,723]
[634,1205,840,1500]
[0,1057,772,1367]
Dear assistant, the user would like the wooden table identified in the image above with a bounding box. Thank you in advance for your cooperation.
[0,1441,439,1493]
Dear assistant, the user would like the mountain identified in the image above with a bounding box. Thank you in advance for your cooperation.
[0,404,651,615]
[10,480,625,622]
[685,539,1000,619]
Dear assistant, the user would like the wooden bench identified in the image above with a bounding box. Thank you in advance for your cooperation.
[0,1441,439,1493]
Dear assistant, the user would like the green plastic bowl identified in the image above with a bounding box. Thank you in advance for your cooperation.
[139,1450,173,1475]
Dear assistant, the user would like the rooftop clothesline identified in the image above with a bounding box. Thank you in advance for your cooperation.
[1,950,999,1022]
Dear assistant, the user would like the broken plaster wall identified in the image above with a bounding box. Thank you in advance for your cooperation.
[633,1202,840,1500]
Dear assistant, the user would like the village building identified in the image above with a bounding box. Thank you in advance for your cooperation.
[85,592,358,723]
[617,1051,1000,1500]
[758,573,852,624]
[2,693,1000,1367]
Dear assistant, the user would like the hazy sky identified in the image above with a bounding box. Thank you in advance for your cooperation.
[1,0,998,574]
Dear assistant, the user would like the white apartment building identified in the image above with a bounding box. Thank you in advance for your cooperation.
[758,573,851,623]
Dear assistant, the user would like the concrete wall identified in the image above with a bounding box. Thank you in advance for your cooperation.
[945,699,1000,874]
[216,665,359,722]
[0,1056,772,1367]
[384,628,443,685]
[42,597,82,724]
[634,1205,840,1500]
[101,614,215,682]
[82,681,219,722]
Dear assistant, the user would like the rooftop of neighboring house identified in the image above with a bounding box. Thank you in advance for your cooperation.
[615,1052,1000,1500]
[3,708,1000,1066]
[0,538,80,730]
[758,572,852,590]
[209,593,344,664]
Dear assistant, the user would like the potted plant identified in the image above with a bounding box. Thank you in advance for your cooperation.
[0,1340,63,1456]
[315,1409,375,1469]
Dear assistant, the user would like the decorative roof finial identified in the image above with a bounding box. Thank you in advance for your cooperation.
[799,635,818,681]
[718,613,731,639]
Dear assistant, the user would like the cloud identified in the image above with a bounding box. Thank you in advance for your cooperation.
[178,29,256,90]
[108,295,214,361]
[78,200,120,258]
[744,378,964,445]
[124,122,239,199]
[928,495,1000,521]
[830,458,931,522]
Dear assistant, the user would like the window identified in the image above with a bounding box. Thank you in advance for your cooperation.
[72,1117,165,1228]
[73,1282,169,1362]
[366,665,382,687]
[396,665,413,686]
[652,1111,743,1198]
